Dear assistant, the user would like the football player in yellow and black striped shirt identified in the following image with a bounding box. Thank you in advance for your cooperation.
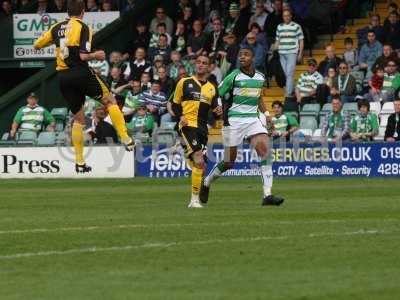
[34,0,134,173]
[171,55,222,208]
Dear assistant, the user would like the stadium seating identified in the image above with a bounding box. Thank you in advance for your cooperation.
[343,103,358,116]
[0,133,15,146]
[56,132,66,145]
[300,116,318,131]
[37,132,56,146]
[153,129,176,145]
[300,104,321,118]
[17,131,37,145]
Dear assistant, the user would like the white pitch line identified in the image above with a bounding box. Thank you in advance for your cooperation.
[0,219,398,235]
[0,218,398,236]
[0,229,387,260]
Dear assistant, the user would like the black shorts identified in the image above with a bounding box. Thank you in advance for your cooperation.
[58,68,110,114]
[179,126,208,160]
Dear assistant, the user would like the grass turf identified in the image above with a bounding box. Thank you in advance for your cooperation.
[0,177,399,300]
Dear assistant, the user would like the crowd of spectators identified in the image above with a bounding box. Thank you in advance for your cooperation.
[3,0,400,144]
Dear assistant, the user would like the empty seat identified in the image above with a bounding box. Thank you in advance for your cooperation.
[312,128,323,141]
[300,116,318,131]
[17,131,37,145]
[381,102,395,114]
[160,121,176,130]
[343,103,358,115]
[0,132,16,146]
[380,114,391,127]
[51,107,68,121]
[56,132,66,145]
[369,102,381,116]
[55,122,64,132]
[374,126,386,141]
[153,130,176,145]
[37,132,56,146]
[300,104,320,117]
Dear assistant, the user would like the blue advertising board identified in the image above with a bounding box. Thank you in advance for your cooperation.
[135,142,400,178]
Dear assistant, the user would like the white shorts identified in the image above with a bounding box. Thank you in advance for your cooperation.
[222,118,267,147]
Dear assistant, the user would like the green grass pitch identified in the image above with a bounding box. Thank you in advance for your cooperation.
[1,177,399,300]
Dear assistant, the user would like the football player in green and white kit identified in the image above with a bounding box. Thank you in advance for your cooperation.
[200,46,284,206]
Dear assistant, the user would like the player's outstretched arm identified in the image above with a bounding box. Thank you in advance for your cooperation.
[33,29,54,49]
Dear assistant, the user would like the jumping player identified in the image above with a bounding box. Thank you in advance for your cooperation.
[34,0,134,173]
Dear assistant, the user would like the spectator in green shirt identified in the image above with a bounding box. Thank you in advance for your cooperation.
[10,93,55,139]
[271,101,299,141]
[350,98,379,142]
[127,104,155,135]
[322,96,351,142]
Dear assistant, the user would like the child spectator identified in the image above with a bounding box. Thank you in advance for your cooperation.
[140,72,152,91]
[127,105,155,136]
[366,66,384,102]
[349,99,379,142]
[343,37,358,70]
[271,101,299,141]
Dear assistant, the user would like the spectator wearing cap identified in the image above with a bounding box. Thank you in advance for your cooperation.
[349,99,379,142]
[384,99,400,142]
[249,0,268,29]
[187,20,207,57]
[271,100,299,141]
[274,9,304,98]
[295,58,323,107]
[150,7,174,35]
[241,32,266,72]
[9,93,55,139]
[263,0,283,45]
[357,14,384,48]
[331,62,358,103]
[383,11,400,51]
[125,47,152,81]
[321,96,351,142]
[171,19,187,55]
[359,30,383,78]
[204,18,224,58]
[149,23,172,49]
[372,44,398,73]
[139,80,167,125]
[317,44,343,77]
[126,104,155,136]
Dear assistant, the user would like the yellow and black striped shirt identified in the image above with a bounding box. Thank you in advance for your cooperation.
[173,76,219,130]
[34,17,93,71]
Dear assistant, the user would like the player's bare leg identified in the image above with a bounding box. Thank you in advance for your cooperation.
[101,94,134,151]
[200,146,237,203]
[72,108,92,173]
[251,133,284,206]
[188,150,207,208]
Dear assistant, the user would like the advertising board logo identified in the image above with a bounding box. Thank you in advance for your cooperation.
[17,14,58,32]
[15,48,25,56]
[1,154,60,174]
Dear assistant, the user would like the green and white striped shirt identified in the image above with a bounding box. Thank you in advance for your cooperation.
[296,71,323,97]
[13,105,54,132]
[88,60,110,77]
[219,68,265,124]
[276,21,304,54]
